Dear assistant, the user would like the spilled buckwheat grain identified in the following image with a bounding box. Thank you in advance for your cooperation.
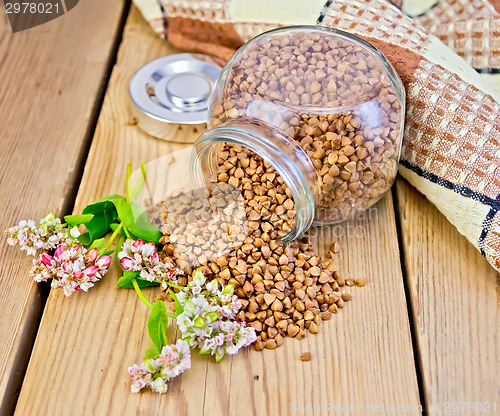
[144,30,390,350]
[148,144,356,351]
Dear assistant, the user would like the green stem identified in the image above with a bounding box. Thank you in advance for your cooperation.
[122,223,132,239]
[126,163,132,204]
[99,224,123,255]
[162,281,185,291]
[132,278,154,309]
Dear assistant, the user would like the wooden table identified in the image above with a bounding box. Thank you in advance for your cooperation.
[0,2,498,415]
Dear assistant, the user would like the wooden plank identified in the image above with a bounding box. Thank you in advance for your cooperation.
[396,178,500,414]
[15,7,421,415]
[0,1,127,414]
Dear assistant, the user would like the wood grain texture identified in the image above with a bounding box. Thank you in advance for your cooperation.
[15,7,421,415]
[0,1,126,413]
[396,178,500,415]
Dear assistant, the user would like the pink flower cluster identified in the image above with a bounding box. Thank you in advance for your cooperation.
[118,238,183,287]
[129,339,191,394]
[5,212,80,255]
[30,245,111,297]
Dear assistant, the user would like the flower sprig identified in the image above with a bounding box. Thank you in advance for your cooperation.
[6,212,80,255]
[175,270,256,361]
[129,339,191,394]
[5,212,114,296]
[118,238,183,289]
[4,162,257,396]
[128,268,257,394]
[31,244,111,297]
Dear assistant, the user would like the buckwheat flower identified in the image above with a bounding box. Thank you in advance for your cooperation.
[205,278,218,295]
[30,244,111,296]
[190,268,206,287]
[118,238,183,285]
[176,294,220,347]
[129,339,191,394]
[6,219,38,255]
[5,212,80,255]
[175,270,257,359]
[199,320,257,362]
[30,252,56,283]
[35,212,81,250]
[201,281,242,320]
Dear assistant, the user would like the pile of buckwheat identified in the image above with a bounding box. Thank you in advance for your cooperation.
[156,143,365,351]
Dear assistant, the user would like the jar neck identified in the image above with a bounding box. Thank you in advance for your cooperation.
[193,121,318,243]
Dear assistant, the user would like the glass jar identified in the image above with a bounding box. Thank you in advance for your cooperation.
[193,26,405,242]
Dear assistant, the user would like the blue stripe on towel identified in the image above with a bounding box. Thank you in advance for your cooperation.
[400,159,500,256]
[317,1,333,24]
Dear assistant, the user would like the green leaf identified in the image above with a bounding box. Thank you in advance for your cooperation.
[81,198,121,243]
[131,161,147,201]
[94,193,125,205]
[116,271,160,288]
[169,289,184,315]
[115,235,125,258]
[132,201,161,235]
[148,300,170,352]
[78,232,91,246]
[116,270,140,287]
[64,214,94,225]
[89,237,106,251]
[145,346,159,360]
[126,163,133,203]
[115,198,161,244]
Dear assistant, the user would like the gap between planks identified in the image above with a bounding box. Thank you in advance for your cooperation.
[395,178,500,416]
[0,1,130,415]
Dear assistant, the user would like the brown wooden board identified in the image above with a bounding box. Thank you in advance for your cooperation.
[14,7,421,415]
[0,1,127,413]
[396,178,500,415]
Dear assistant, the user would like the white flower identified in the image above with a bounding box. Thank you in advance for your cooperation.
[129,339,191,394]
[175,270,257,362]
[206,279,218,295]
[151,378,167,393]
[190,268,206,287]
[70,227,80,238]
[5,213,80,255]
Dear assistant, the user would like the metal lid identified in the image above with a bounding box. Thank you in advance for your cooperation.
[129,53,221,129]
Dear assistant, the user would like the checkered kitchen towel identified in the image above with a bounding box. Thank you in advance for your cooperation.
[134,0,500,273]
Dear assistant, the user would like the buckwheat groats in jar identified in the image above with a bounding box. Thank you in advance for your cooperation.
[195,26,405,230]
[149,26,405,349]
